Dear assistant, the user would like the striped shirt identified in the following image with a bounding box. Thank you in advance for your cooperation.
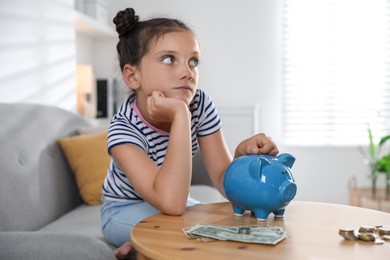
[102,89,222,202]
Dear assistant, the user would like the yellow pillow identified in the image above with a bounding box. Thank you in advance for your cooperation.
[58,131,109,205]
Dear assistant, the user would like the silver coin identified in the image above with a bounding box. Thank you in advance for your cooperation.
[372,224,383,229]
[382,235,390,242]
[379,227,390,235]
[359,225,375,233]
[374,238,385,244]
[358,232,376,242]
[339,228,358,240]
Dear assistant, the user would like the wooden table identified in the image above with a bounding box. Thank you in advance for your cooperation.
[131,201,390,260]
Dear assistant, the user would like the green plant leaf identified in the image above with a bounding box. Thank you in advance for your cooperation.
[379,135,390,147]
[368,128,376,157]
[378,154,390,174]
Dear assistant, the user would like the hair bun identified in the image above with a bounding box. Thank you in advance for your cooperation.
[113,8,139,37]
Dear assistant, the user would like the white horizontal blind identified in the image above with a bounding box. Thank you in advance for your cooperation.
[0,0,76,111]
[283,0,390,145]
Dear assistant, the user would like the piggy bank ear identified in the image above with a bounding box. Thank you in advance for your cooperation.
[277,153,296,168]
[249,157,271,180]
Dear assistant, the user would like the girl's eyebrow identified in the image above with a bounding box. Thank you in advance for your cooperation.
[154,50,200,56]
[154,50,176,55]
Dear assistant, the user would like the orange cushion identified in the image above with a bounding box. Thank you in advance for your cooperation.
[58,131,109,205]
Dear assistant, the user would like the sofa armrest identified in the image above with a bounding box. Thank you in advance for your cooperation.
[0,232,115,260]
[191,151,213,186]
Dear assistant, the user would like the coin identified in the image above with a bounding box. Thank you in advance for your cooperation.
[372,224,383,229]
[339,228,358,240]
[378,227,390,235]
[359,225,375,233]
[382,235,390,242]
[358,232,376,242]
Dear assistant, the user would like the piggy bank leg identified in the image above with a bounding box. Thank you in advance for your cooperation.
[253,209,270,221]
[273,209,285,219]
[232,205,246,216]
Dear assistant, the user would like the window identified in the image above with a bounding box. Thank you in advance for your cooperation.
[283,0,390,145]
[0,0,76,110]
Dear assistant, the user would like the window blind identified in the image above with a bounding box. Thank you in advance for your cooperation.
[282,0,390,146]
[0,0,76,111]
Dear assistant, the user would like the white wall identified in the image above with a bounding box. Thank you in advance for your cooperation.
[105,0,376,205]
[76,34,118,79]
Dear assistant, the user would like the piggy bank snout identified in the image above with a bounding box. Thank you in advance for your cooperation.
[279,180,297,203]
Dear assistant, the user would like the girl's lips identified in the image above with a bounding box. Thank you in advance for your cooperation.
[176,86,192,92]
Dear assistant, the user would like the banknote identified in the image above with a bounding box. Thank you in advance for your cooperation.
[182,228,217,242]
[184,224,287,245]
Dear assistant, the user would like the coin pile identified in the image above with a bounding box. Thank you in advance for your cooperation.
[339,224,390,244]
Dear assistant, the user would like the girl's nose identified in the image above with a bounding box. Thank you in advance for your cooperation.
[179,63,193,80]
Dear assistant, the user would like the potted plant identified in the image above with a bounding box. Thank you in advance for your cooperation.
[350,129,390,211]
[367,128,390,197]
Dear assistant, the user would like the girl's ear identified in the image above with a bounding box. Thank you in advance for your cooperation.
[123,64,141,90]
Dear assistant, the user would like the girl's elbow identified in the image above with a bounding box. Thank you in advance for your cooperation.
[160,202,186,216]
[166,208,186,216]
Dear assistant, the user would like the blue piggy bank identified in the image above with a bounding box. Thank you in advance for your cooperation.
[223,153,297,221]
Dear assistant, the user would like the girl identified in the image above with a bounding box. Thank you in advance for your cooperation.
[101,7,279,258]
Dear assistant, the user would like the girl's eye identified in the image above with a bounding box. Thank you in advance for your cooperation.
[189,58,199,67]
[161,56,174,64]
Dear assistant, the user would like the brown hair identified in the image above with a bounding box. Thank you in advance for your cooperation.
[113,8,194,71]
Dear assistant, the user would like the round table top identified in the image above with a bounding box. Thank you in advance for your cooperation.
[131,201,390,260]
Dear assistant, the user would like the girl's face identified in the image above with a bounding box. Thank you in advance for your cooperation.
[135,31,200,105]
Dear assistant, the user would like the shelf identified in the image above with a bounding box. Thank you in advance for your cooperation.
[74,11,116,39]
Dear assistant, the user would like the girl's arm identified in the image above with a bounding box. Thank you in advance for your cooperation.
[198,130,232,196]
[199,131,279,195]
[111,95,192,216]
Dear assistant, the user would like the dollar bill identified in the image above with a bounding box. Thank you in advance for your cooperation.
[184,224,287,245]
[182,228,217,242]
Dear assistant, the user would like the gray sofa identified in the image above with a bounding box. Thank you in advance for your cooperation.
[0,102,223,260]
[0,103,116,260]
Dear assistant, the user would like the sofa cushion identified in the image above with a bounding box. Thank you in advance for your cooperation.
[58,131,110,205]
[38,204,106,241]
